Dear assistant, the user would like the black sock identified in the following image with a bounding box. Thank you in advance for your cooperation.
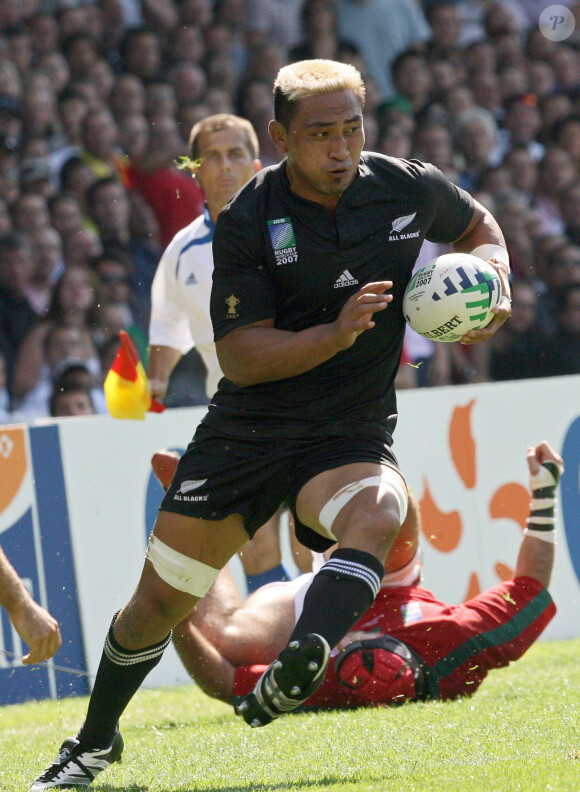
[77,613,171,748]
[289,548,384,650]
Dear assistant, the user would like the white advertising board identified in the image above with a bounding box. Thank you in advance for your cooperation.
[1,374,579,702]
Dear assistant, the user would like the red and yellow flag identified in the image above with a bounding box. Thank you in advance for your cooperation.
[104,331,164,420]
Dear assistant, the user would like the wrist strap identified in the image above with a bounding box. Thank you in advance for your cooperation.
[470,244,510,273]
[525,459,563,541]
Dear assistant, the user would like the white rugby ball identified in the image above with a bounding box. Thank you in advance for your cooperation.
[403,253,503,342]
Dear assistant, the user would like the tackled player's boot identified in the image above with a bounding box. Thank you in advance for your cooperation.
[236,633,330,727]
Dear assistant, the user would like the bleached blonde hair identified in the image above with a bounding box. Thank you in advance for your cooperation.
[273,59,365,129]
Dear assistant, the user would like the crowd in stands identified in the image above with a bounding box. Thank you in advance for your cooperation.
[0,0,579,423]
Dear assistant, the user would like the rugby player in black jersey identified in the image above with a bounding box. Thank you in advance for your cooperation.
[30,59,511,790]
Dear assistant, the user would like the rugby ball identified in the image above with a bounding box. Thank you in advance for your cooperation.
[402,253,503,342]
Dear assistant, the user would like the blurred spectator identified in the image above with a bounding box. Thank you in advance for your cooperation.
[169,61,208,106]
[538,241,580,331]
[144,80,176,120]
[455,107,501,191]
[120,27,162,82]
[85,176,160,326]
[5,23,34,77]
[424,1,462,57]
[19,157,54,197]
[79,106,124,180]
[109,75,146,123]
[14,323,103,419]
[379,122,412,159]
[11,264,102,408]
[493,189,537,277]
[502,145,537,204]
[244,0,303,50]
[0,197,11,234]
[534,147,577,237]
[27,225,65,316]
[543,283,580,377]
[63,226,103,267]
[92,301,128,349]
[413,120,459,182]
[37,51,70,95]
[12,191,50,232]
[91,250,136,324]
[119,112,205,248]
[49,191,85,240]
[0,231,37,384]
[391,50,432,114]
[59,155,96,212]
[61,32,99,82]
[50,381,97,417]
[335,0,430,103]
[51,358,105,411]
[468,68,501,120]
[498,93,544,162]
[21,72,62,151]
[29,12,59,60]
[56,87,88,153]
[289,0,352,63]
[553,115,580,171]
[478,279,549,381]
[168,24,205,67]
[559,179,580,246]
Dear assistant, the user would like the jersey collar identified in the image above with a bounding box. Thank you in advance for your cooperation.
[204,204,215,232]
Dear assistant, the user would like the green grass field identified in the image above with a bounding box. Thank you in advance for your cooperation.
[1,637,579,792]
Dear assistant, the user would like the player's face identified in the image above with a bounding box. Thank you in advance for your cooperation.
[194,128,258,219]
[271,90,364,211]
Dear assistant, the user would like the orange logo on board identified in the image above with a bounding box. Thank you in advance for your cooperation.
[0,427,27,515]
[419,401,529,600]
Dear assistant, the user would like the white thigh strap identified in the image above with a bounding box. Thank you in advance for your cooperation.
[319,470,408,533]
[145,535,219,597]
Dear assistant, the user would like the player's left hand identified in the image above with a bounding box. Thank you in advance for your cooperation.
[460,259,511,345]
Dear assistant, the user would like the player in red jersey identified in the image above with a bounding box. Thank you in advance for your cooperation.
[171,440,561,709]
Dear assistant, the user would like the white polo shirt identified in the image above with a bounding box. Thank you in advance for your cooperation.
[149,210,221,399]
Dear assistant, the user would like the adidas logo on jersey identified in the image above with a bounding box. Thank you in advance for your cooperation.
[185,273,197,285]
[334,270,359,288]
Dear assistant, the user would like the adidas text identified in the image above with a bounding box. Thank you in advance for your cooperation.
[334,270,359,288]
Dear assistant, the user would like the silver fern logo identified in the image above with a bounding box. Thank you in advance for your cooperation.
[178,479,207,494]
[389,212,420,242]
[391,212,416,233]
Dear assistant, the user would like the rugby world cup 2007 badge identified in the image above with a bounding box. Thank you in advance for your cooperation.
[268,217,298,265]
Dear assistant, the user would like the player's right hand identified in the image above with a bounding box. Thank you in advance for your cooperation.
[332,281,393,349]
[11,600,62,664]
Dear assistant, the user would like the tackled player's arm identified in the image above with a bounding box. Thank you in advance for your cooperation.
[451,199,511,344]
[216,281,393,387]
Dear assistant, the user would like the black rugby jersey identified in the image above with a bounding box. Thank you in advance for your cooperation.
[208,153,473,438]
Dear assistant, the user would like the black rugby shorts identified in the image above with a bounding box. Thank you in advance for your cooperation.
[160,423,400,551]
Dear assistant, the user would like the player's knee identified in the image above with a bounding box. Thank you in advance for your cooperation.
[131,583,183,627]
[341,509,401,559]
[319,470,408,556]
